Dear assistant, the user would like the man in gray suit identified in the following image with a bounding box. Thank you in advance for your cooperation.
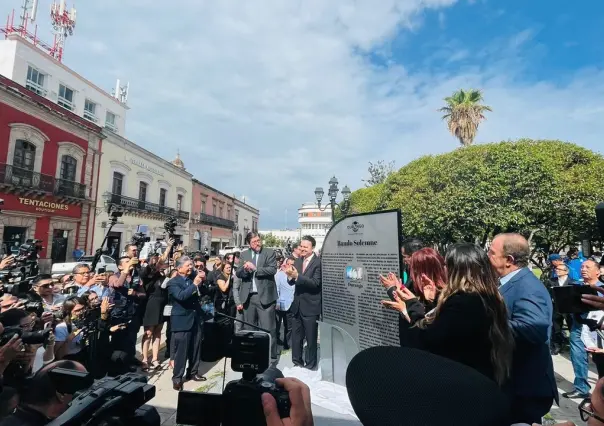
[236,232,278,359]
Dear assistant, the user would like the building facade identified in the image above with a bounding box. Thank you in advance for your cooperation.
[0,34,128,136]
[189,179,235,254]
[298,202,332,250]
[258,229,301,245]
[92,133,192,257]
[0,74,103,271]
[233,199,259,247]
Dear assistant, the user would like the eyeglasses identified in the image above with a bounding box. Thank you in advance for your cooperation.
[580,398,604,423]
[75,271,91,275]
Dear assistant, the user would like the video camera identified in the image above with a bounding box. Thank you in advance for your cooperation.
[0,239,42,294]
[0,325,52,346]
[176,331,291,426]
[46,369,159,426]
[132,232,151,256]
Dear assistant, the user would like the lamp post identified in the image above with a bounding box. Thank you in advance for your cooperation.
[314,176,351,225]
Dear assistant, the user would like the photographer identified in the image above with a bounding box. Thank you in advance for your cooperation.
[0,360,86,426]
[30,275,64,313]
[63,264,102,295]
[53,298,86,363]
[109,256,145,368]
[0,310,39,387]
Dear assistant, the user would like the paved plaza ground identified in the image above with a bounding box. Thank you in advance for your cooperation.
[133,328,592,426]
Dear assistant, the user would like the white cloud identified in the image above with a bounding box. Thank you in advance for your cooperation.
[40,0,604,227]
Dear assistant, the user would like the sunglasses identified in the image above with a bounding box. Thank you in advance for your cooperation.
[580,398,604,423]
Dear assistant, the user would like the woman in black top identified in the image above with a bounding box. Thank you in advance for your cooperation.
[215,262,236,318]
[382,243,514,386]
[140,260,168,370]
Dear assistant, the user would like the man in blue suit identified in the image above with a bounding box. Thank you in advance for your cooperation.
[168,255,207,390]
[489,233,559,424]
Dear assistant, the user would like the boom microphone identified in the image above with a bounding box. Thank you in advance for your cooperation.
[346,346,509,426]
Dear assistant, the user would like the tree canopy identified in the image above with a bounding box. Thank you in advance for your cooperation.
[348,139,604,251]
[439,89,492,147]
[260,232,287,247]
[362,160,395,187]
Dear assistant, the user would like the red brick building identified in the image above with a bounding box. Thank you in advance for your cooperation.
[0,75,104,271]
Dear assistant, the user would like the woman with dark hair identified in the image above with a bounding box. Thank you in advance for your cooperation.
[381,243,514,385]
[54,297,86,362]
[140,259,169,370]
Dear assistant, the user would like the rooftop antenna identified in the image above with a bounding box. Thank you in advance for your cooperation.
[112,78,129,104]
[19,0,38,27]
[49,0,76,62]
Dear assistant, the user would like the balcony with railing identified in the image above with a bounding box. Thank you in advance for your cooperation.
[0,163,87,200]
[106,193,190,220]
[191,212,236,229]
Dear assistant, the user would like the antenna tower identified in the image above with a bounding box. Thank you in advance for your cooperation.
[1,0,76,63]
[49,0,76,62]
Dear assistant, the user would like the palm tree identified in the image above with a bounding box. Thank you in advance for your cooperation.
[439,89,492,147]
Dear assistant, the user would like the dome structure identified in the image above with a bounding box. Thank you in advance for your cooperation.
[172,150,185,169]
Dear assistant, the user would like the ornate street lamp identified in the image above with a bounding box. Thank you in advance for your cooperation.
[315,176,351,224]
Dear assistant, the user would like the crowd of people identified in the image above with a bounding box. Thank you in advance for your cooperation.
[2,227,604,425]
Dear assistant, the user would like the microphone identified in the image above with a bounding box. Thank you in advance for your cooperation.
[346,346,510,426]
[214,311,270,334]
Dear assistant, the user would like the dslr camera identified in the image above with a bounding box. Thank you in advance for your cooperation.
[0,325,53,346]
[176,331,291,426]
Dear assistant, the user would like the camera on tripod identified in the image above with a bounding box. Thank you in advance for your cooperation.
[176,331,291,426]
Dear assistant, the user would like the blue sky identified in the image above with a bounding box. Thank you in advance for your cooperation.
[17,0,604,229]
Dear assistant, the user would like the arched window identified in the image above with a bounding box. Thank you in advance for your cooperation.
[13,140,36,172]
[60,155,77,181]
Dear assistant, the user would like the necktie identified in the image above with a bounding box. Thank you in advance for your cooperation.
[303,258,309,273]
[252,252,258,266]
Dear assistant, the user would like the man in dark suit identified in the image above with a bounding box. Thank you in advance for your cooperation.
[489,233,558,424]
[285,235,322,370]
[168,255,207,390]
[236,232,278,360]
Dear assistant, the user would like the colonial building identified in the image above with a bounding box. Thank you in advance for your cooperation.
[298,202,332,250]
[91,133,192,256]
[189,179,235,254]
[0,74,103,270]
[233,198,260,247]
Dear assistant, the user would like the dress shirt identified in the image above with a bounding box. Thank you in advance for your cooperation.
[499,268,523,288]
[302,253,314,273]
[252,251,258,293]
[275,270,294,311]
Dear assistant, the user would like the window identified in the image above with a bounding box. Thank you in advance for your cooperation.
[112,172,123,195]
[177,194,183,211]
[235,210,239,223]
[60,155,77,181]
[219,205,223,218]
[212,203,217,216]
[201,197,206,214]
[105,111,117,132]
[159,188,167,207]
[84,99,97,122]
[58,84,75,110]
[227,207,231,220]
[26,66,45,96]
[138,182,148,202]
[13,140,36,171]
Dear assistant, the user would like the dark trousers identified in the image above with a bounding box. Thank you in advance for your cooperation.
[126,314,142,360]
[291,311,319,370]
[509,396,554,425]
[551,311,567,348]
[594,353,604,378]
[171,320,203,384]
[165,317,172,358]
[276,308,293,349]
[243,293,277,359]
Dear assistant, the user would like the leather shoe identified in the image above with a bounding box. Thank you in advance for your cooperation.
[173,382,183,391]
[187,374,207,382]
[562,390,590,399]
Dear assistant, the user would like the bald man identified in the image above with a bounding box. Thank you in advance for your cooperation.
[489,233,558,424]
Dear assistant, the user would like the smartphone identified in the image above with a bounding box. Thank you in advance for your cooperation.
[97,267,106,274]
[552,285,599,314]
[386,285,398,302]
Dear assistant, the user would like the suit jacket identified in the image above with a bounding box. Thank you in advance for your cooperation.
[168,275,203,333]
[236,248,278,305]
[289,255,322,317]
[500,268,559,402]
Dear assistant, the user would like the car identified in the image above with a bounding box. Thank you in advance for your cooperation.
[51,255,118,278]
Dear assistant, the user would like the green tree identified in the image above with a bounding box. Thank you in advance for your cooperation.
[260,233,285,247]
[362,160,395,187]
[349,140,604,251]
[439,89,492,147]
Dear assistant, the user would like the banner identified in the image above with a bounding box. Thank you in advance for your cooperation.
[319,210,402,385]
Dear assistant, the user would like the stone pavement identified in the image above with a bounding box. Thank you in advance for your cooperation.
[135,327,592,426]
